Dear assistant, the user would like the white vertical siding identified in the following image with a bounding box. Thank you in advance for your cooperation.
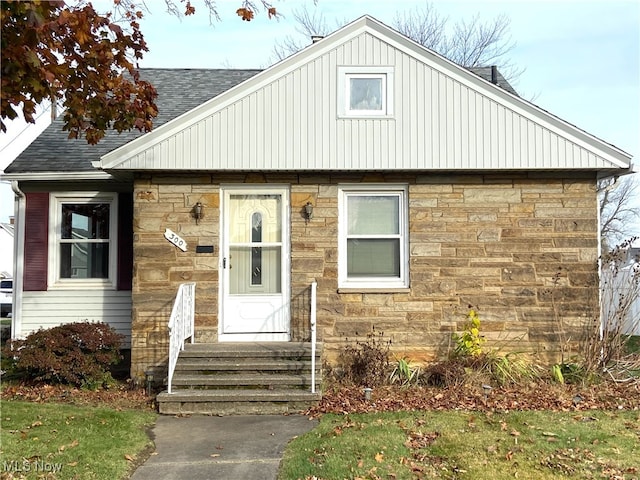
[124,32,620,171]
[20,290,132,346]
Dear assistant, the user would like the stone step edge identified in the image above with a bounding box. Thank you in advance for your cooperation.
[157,389,322,403]
[174,361,317,370]
[182,343,322,354]
[171,373,322,384]
[158,401,318,416]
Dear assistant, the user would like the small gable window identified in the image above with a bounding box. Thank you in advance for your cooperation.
[338,67,394,117]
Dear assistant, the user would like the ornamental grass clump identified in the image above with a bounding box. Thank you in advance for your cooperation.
[3,321,124,388]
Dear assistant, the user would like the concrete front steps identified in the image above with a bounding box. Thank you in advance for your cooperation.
[156,342,322,415]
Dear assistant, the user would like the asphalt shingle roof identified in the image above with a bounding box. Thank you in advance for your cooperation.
[5,67,515,174]
[468,67,518,96]
[5,69,261,174]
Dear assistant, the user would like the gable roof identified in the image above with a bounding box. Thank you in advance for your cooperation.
[468,67,518,96]
[4,69,259,175]
[96,15,630,172]
[4,15,632,177]
[4,66,516,176]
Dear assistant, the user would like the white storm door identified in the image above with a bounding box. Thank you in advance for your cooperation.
[220,187,290,337]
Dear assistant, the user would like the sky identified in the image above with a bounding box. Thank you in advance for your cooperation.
[1,0,639,231]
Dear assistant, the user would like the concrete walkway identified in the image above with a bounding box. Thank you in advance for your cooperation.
[130,414,318,480]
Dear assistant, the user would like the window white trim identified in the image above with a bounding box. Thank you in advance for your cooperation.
[338,184,409,289]
[48,192,118,290]
[337,66,394,118]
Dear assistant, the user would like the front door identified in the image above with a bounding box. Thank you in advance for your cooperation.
[219,186,290,341]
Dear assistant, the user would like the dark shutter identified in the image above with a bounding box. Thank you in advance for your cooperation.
[117,192,133,291]
[24,192,49,291]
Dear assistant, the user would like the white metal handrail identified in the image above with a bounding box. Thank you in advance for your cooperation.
[167,283,196,394]
[310,280,317,394]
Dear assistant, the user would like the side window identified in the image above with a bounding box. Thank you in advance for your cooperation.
[338,67,394,117]
[251,211,263,286]
[338,185,409,289]
[50,194,117,288]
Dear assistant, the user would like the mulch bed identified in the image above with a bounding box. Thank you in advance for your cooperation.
[0,382,155,410]
[2,379,639,416]
[306,381,640,417]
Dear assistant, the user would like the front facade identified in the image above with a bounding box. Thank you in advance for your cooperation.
[4,17,632,380]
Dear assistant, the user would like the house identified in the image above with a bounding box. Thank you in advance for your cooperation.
[602,238,640,336]
[0,220,15,318]
[0,219,14,280]
[3,16,633,405]
[624,239,640,335]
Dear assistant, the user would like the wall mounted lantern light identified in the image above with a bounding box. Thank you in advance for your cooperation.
[304,201,314,223]
[194,202,204,224]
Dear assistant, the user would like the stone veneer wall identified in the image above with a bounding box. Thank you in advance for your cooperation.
[131,172,598,379]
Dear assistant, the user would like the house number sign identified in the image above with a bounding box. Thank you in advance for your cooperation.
[164,228,187,252]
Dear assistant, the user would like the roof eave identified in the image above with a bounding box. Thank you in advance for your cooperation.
[1,171,120,182]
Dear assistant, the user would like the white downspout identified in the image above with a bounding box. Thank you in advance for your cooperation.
[596,177,605,342]
[10,181,26,340]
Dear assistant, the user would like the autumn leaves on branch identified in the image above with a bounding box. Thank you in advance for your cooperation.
[1,0,277,144]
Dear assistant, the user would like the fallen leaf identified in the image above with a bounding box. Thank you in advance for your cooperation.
[67,462,78,467]
[375,452,384,463]
[125,454,134,462]
[210,453,220,458]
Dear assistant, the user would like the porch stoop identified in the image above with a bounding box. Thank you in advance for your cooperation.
[156,342,322,415]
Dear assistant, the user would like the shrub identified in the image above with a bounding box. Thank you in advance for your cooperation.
[452,309,485,358]
[423,352,540,388]
[421,308,540,387]
[334,328,390,387]
[3,322,124,388]
[422,359,468,387]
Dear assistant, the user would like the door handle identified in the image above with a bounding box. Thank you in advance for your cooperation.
[223,258,226,269]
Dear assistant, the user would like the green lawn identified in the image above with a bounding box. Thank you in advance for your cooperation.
[626,335,640,355]
[279,410,640,479]
[0,401,156,479]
